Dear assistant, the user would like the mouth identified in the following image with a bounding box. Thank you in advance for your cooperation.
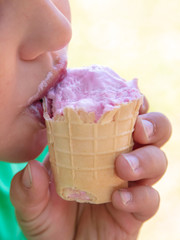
[27,62,67,127]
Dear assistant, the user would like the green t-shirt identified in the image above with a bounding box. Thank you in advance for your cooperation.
[0,147,48,240]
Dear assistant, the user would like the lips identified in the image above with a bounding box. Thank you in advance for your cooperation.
[28,100,45,125]
[27,63,67,127]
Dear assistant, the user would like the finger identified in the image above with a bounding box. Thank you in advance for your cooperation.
[10,160,50,221]
[112,185,160,222]
[139,95,149,114]
[10,160,76,239]
[43,153,50,168]
[43,153,52,178]
[115,145,168,185]
[133,112,172,147]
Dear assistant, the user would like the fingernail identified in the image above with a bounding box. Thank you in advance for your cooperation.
[22,163,32,188]
[141,119,154,139]
[119,190,132,205]
[122,154,139,172]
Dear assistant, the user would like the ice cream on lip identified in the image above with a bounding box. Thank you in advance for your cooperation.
[27,49,67,126]
[46,65,142,122]
[28,48,67,106]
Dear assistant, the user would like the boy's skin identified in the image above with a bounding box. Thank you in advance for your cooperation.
[0,0,71,162]
[0,0,171,239]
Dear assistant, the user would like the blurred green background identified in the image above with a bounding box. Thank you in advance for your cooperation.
[68,0,180,239]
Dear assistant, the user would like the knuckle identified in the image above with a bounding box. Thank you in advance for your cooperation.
[150,146,168,172]
[144,187,160,217]
[154,112,172,140]
[135,145,168,178]
[133,186,160,221]
[159,149,168,172]
[149,145,168,172]
[150,188,160,213]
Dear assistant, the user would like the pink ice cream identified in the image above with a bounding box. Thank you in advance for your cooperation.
[46,65,142,121]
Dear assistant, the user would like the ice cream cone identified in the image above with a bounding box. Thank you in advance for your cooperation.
[43,97,142,204]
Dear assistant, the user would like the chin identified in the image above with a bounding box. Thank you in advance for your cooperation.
[19,129,48,163]
[1,129,47,163]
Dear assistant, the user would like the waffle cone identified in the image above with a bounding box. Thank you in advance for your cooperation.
[43,97,142,204]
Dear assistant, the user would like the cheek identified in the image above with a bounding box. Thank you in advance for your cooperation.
[0,84,20,139]
[0,57,17,107]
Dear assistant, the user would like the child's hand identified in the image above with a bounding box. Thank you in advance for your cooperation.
[10,103,171,240]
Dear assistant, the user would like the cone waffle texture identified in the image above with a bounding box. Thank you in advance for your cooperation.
[44,97,142,204]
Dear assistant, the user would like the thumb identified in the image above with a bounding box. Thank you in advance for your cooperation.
[10,160,77,240]
[10,160,50,235]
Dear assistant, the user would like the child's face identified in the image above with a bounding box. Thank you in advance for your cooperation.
[0,0,72,162]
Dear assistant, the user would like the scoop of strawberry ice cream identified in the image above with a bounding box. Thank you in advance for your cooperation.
[46,65,142,121]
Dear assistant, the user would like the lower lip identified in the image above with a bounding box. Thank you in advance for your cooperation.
[27,100,45,127]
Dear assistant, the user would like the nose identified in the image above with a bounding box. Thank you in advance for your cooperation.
[19,1,72,60]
